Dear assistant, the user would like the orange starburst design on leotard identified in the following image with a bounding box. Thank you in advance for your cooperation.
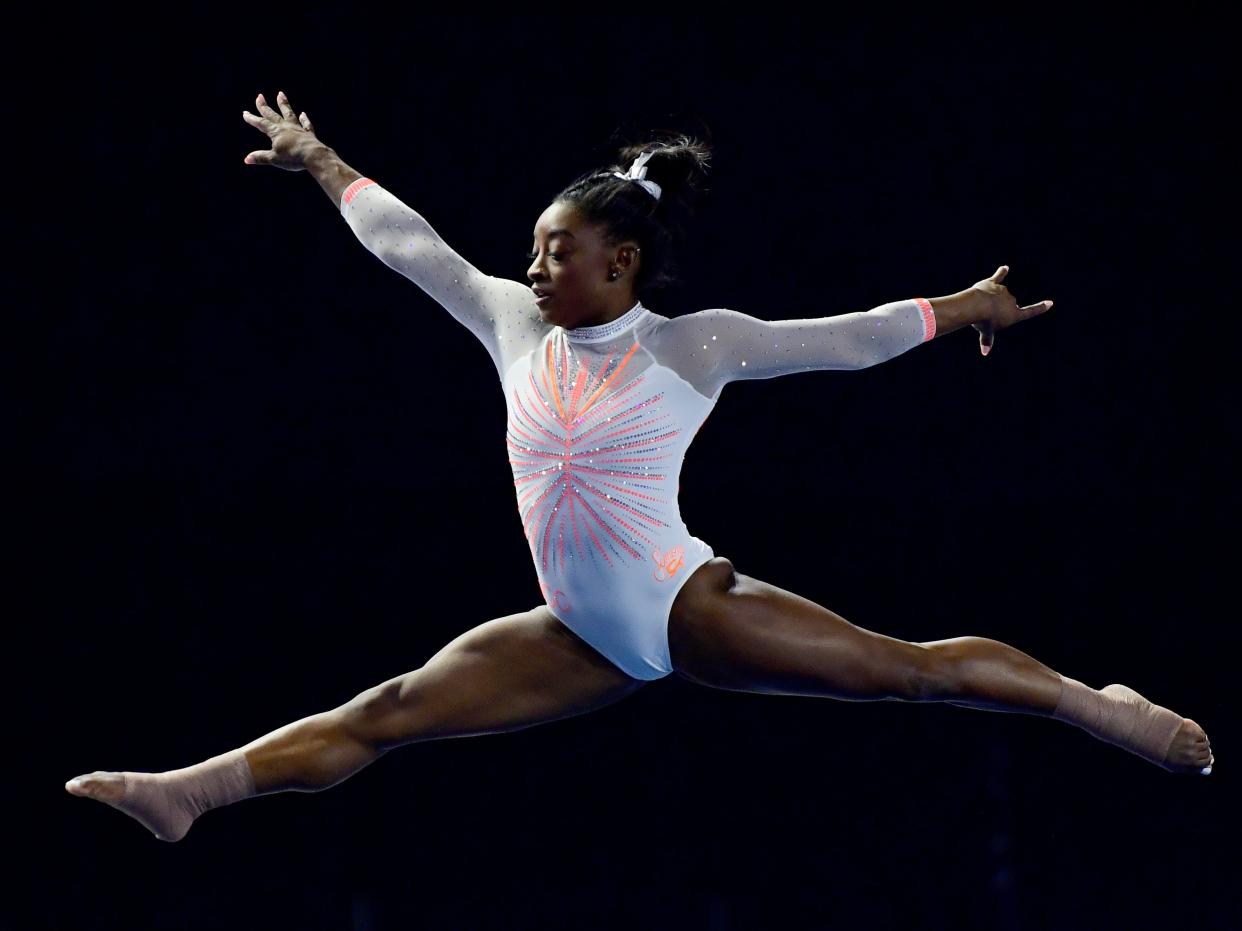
[506,336,682,574]
[652,544,685,581]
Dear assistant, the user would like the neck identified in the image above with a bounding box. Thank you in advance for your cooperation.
[575,290,642,327]
[563,299,646,343]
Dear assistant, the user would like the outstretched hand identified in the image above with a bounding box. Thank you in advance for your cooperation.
[241,90,321,171]
[970,265,1055,356]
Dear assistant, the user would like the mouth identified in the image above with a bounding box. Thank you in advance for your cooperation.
[532,289,554,307]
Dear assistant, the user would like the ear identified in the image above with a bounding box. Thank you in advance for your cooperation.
[614,241,642,270]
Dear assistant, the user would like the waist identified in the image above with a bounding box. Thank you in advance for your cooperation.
[536,532,715,623]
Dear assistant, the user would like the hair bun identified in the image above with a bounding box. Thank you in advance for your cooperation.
[551,126,714,305]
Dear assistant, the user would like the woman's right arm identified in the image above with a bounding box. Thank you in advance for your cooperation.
[243,91,540,378]
[332,173,534,367]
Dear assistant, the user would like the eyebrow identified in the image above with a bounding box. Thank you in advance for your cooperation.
[532,228,577,240]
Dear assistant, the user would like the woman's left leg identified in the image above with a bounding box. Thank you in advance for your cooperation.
[667,559,1213,774]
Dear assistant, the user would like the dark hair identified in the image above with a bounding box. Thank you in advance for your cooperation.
[552,128,713,305]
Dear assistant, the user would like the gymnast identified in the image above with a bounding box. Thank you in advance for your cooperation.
[65,90,1213,842]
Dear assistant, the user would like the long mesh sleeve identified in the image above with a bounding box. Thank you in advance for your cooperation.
[338,178,546,380]
[651,298,937,398]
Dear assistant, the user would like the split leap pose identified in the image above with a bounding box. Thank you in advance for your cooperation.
[66,91,1212,842]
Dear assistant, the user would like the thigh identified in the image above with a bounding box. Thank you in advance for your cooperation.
[668,564,930,700]
[344,605,647,750]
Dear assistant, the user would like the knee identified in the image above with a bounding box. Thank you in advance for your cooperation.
[904,641,966,701]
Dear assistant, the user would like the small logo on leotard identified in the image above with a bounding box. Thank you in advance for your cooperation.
[540,579,572,614]
[652,544,686,581]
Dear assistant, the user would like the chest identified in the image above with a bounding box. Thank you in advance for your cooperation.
[501,336,714,475]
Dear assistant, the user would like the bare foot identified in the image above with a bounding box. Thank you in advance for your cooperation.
[1163,718,1214,775]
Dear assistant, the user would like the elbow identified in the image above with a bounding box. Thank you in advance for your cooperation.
[370,232,425,268]
[373,243,403,267]
[849,343,887,370]
[345,219,392,261]
[854,346,904,370]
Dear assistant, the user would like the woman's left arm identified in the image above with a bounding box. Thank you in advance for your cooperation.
[674,297,934,397]
[674,266,1054,396]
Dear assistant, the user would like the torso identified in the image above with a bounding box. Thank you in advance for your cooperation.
[498,301,722,675]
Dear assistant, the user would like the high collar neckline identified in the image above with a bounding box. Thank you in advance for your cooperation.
[562,300,648,343]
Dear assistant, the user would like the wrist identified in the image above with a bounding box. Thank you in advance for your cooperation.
[300,141,337,170]
[928,288,989,338]
[300,144,364,209]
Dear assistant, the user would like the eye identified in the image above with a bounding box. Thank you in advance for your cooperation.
[526,251,563,261]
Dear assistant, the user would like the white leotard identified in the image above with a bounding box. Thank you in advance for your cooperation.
[340,178,936,679]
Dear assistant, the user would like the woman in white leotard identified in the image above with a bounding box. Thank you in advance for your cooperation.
[64,90,1213,844]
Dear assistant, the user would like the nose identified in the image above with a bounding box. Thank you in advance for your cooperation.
[527,256,544,282]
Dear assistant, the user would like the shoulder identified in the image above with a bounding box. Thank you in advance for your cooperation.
[478,275,540,309]
[476,276,554,337]
[650,307,744,334]
[639,308,748,358]
[637,309,740,400]
[652,308,766,345]
[674,307,762,325]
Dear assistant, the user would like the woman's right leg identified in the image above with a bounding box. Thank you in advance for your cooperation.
[65,605,646,840]
[245,603,645,792]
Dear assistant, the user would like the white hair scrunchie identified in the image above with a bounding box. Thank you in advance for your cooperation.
[612,150,662,201]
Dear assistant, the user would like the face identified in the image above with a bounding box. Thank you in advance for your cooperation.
[526,200,640,329]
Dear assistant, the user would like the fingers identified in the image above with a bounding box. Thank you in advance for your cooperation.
[974,298,1053,355]
[254,91,281,121]
[974,264,1054,356]
[1020,300,1055,316]
[243,91,312,139]
[974,321,995,357]
[242,108,280,139]
[275,90,296,121]
[242,90,316,166]
[241,109,275,164]
[255,92,282,122]
[992,264,1055,317]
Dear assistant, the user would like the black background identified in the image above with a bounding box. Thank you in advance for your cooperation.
[21,13,1235,931]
